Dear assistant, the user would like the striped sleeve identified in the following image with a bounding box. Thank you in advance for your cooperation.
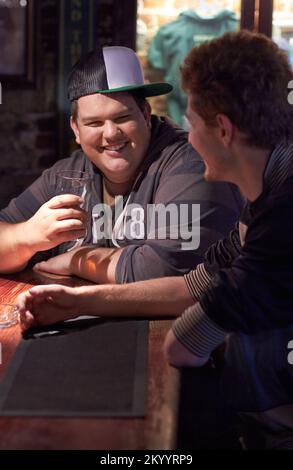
[172,303,227,358]
[184,263,212,301]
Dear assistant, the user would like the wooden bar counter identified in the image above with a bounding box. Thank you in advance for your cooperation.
[0,271,179,450]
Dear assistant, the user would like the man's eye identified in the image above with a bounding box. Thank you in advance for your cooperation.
[116,115,130,122]
[86,122,102,127]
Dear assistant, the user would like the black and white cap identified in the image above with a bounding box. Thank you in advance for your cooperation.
[68,46,173,101]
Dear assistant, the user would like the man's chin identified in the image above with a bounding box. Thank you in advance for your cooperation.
[101,156,130,172]
[204,170,216,182]
[103,164,137,185]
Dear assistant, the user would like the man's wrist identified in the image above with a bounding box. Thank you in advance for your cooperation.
[184,263,212,302]
[172,302,227,358]
[75,285,102,316]
[14,221,38,261]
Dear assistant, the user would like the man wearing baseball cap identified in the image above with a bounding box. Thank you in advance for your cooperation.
[0,46,242,282]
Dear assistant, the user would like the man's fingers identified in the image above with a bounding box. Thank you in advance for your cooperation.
[48,227,86,244]
[35,229,85,248]
[16,291,33,314]
[54,207,88,222]
[46,194,84,209]
[59,229,87,242]
[28,284,65,299]
[54,218,86,233]
[19,310,36,332]
[33,261,54,273]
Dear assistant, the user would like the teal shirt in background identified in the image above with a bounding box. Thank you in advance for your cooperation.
[148,9,238,127]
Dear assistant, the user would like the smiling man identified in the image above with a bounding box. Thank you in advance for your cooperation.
[71,92,151,187]
[0,46,242,282]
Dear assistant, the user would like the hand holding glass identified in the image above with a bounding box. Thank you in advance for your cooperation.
[56,170,92,249]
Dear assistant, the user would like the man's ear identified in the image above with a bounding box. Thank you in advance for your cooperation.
[143,100,152,129]
[216,113,234,147]
[70,116,81,145]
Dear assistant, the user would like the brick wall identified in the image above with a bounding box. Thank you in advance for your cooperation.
[0,0,59,210]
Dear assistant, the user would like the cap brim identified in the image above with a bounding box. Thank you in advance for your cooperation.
[96,82,173,97]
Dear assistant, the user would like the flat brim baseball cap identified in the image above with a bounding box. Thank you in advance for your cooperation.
[68,46,173,101]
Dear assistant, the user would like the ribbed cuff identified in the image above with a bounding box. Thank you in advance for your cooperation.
[172,303,227,358]
[184,263,212,301]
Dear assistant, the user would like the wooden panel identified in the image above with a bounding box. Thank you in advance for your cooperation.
[258,0,273,37]
[241,0,256,31]
[96,0,137,49]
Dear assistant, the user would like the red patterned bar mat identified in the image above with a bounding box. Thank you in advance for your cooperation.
[0,278,33,304]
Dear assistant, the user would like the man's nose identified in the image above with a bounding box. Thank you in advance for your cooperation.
[103,121,121,139]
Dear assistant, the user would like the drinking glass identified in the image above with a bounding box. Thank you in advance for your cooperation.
[0,303,19,328]
[55,170,93,249]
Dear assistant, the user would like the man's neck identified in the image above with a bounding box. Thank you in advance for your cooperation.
[102,177,134,205]
[233,146,271,202]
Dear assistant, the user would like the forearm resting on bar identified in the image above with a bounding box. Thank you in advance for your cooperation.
[77,276,194,318]
[0,221,35,273]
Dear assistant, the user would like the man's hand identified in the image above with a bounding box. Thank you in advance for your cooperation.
[33,249,77,276]
[164,329,210,368]
[22,195,88,253]
[17,284,81,331]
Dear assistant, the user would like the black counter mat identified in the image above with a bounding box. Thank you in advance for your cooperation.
[0,318,148,417]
